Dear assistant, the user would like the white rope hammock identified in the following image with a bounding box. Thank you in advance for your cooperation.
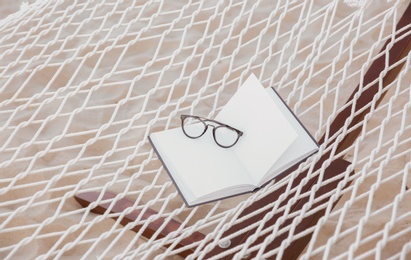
[0,0,410,259]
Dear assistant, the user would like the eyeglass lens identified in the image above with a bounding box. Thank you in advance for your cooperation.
[213,126,239,147]
[182,117,206,138]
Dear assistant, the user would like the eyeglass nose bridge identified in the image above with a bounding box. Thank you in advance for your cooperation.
[201,119,220,130]
[199,123,217,139]
[204,123,217,130]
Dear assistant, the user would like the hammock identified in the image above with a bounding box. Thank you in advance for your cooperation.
[1,0,410,259]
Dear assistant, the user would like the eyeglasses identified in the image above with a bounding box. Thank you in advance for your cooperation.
[181,115,243,148]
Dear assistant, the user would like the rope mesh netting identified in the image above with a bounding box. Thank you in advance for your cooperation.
[0,0,410,259]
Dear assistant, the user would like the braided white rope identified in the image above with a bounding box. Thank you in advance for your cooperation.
[0,0,410,259]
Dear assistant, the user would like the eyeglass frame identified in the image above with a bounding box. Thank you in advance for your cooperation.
[180,114,243,148]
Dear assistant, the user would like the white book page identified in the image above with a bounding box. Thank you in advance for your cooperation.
[150,128,254,200]
[257,88,319,185]
[215,74,298,184]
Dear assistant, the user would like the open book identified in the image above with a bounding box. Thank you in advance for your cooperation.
[149,74,319,207]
